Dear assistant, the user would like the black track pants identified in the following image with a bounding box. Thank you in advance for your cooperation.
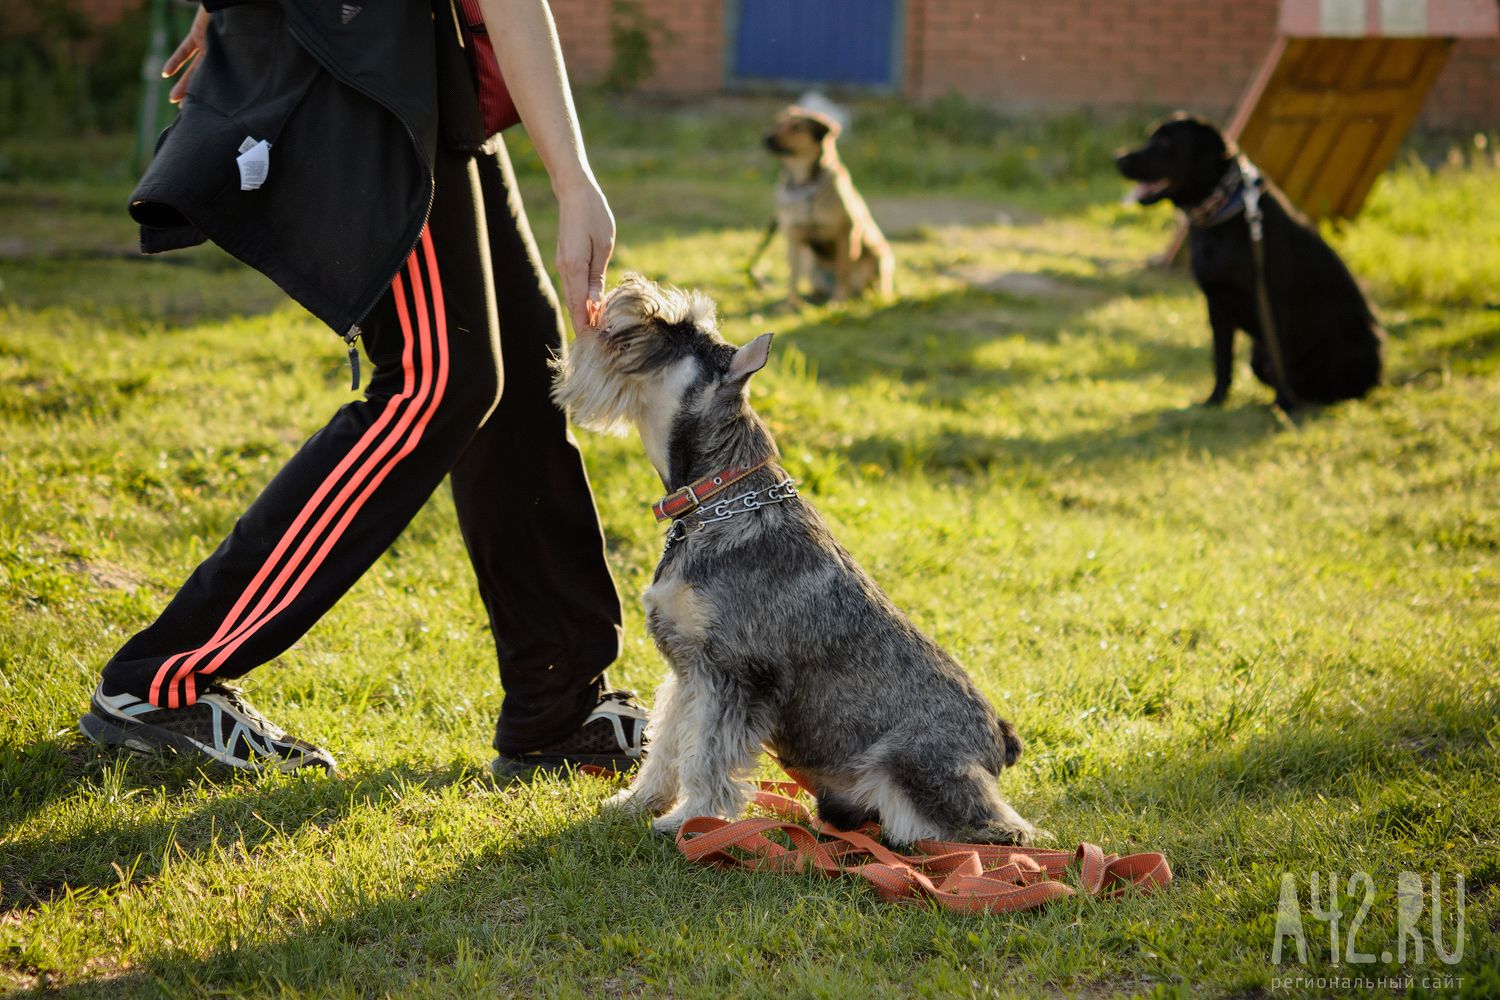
[102,139,623,755]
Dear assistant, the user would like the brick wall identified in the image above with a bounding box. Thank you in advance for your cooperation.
[548,0,724,92]
[545,0,1497,129]
[901,0,1498,128]
[39,0,1500,129]
[905,0,1279,109]
[1422,35,1500,126]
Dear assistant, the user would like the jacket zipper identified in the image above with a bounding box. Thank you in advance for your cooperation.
[283,18,437,388]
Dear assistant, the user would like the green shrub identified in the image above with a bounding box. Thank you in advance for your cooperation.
[602,0,677,93]
[0,1,158,136]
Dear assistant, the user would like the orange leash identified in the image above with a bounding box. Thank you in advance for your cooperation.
[672,778,1172,915]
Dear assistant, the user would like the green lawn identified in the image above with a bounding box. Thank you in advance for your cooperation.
[2,98,1497,998]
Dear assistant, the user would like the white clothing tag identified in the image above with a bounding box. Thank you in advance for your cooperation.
[236,137,272,191]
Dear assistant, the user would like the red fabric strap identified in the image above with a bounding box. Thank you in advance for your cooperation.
[455,0,520,135]
[670,778,1172,915]
[651,458,773,523]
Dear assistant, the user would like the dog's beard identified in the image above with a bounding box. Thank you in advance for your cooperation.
[549,334,642,435]
[552,273,719,435]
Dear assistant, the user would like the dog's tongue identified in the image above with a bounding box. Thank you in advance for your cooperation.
[1128,179,1170,204]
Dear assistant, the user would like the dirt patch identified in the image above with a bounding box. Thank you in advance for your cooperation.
[870,196,1038,238]
[33,534,148,591]
[946,265,1080,300]
[0,243,144,262]
[73,557,146,591]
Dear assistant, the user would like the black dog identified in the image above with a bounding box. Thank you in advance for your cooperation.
[1116,115,1384,409]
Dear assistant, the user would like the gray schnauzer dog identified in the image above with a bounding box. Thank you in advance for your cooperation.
[551,274,1035,845]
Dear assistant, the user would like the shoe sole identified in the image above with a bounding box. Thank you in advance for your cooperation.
[80,706,333,774]
[79,711,164,755]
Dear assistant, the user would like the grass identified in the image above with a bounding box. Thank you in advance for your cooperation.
[2,96,1499,998]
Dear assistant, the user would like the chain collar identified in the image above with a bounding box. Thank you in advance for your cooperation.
[663,478,799,551]
[652,457,773,523]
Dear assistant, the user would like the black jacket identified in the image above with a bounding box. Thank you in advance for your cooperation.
[130,0,491,337]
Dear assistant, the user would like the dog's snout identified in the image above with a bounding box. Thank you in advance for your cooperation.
[762,132,786,153]
[1114,149,1148,178]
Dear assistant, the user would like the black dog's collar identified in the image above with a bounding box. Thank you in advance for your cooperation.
[1185,156,1261,229]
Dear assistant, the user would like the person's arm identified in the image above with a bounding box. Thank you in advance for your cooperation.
[478,0,613,334]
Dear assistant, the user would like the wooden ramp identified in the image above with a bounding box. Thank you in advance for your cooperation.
[1234,35,1453,220]
[1165,0,1498,260]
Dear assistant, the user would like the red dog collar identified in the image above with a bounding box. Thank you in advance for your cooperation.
[652,458,773,523]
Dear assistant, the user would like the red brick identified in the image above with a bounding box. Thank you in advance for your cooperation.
[48,0,1491,128]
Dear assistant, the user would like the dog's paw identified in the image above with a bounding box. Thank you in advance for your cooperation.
[959,819,1036,847]
[1199,391,1228,407]
[599,788,653,816]
[650,808,692,837]
[958,801,1040,846]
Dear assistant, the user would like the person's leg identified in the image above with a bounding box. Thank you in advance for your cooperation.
[448,136,631,760]
[83,145,502,769]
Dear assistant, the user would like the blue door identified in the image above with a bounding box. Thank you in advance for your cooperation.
[731,0,901,88]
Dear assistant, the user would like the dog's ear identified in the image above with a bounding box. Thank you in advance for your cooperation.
[729,333,773,382]
[791,108,839,144]
[1192,123,1230,164]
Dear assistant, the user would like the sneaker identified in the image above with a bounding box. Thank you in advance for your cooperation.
[79,680,337,773]
[490,690,647,781]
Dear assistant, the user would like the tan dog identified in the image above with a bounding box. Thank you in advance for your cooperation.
[761,106,894,306]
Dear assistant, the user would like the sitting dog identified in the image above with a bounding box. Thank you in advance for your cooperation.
[552,274,1034,846]
[1116,114,1384,409]
[761,106,895,306]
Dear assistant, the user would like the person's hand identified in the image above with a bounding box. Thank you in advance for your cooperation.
[554,178,614,334]
[163,5,211,104]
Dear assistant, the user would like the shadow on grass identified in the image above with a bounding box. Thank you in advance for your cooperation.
[7,793,1124,999]
[21,685,1494,997]
[1064,682,1500,852]
[767,277,1311,474]
[7,789,847,999]
[0,734,106,839]
[0,251,291,328]
[772,270,1197,392]
[1388,308,1500,379]
[0,752,479,911]
[839,400,1296,479]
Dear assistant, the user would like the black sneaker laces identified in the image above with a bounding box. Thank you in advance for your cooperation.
[199,681,280,733]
